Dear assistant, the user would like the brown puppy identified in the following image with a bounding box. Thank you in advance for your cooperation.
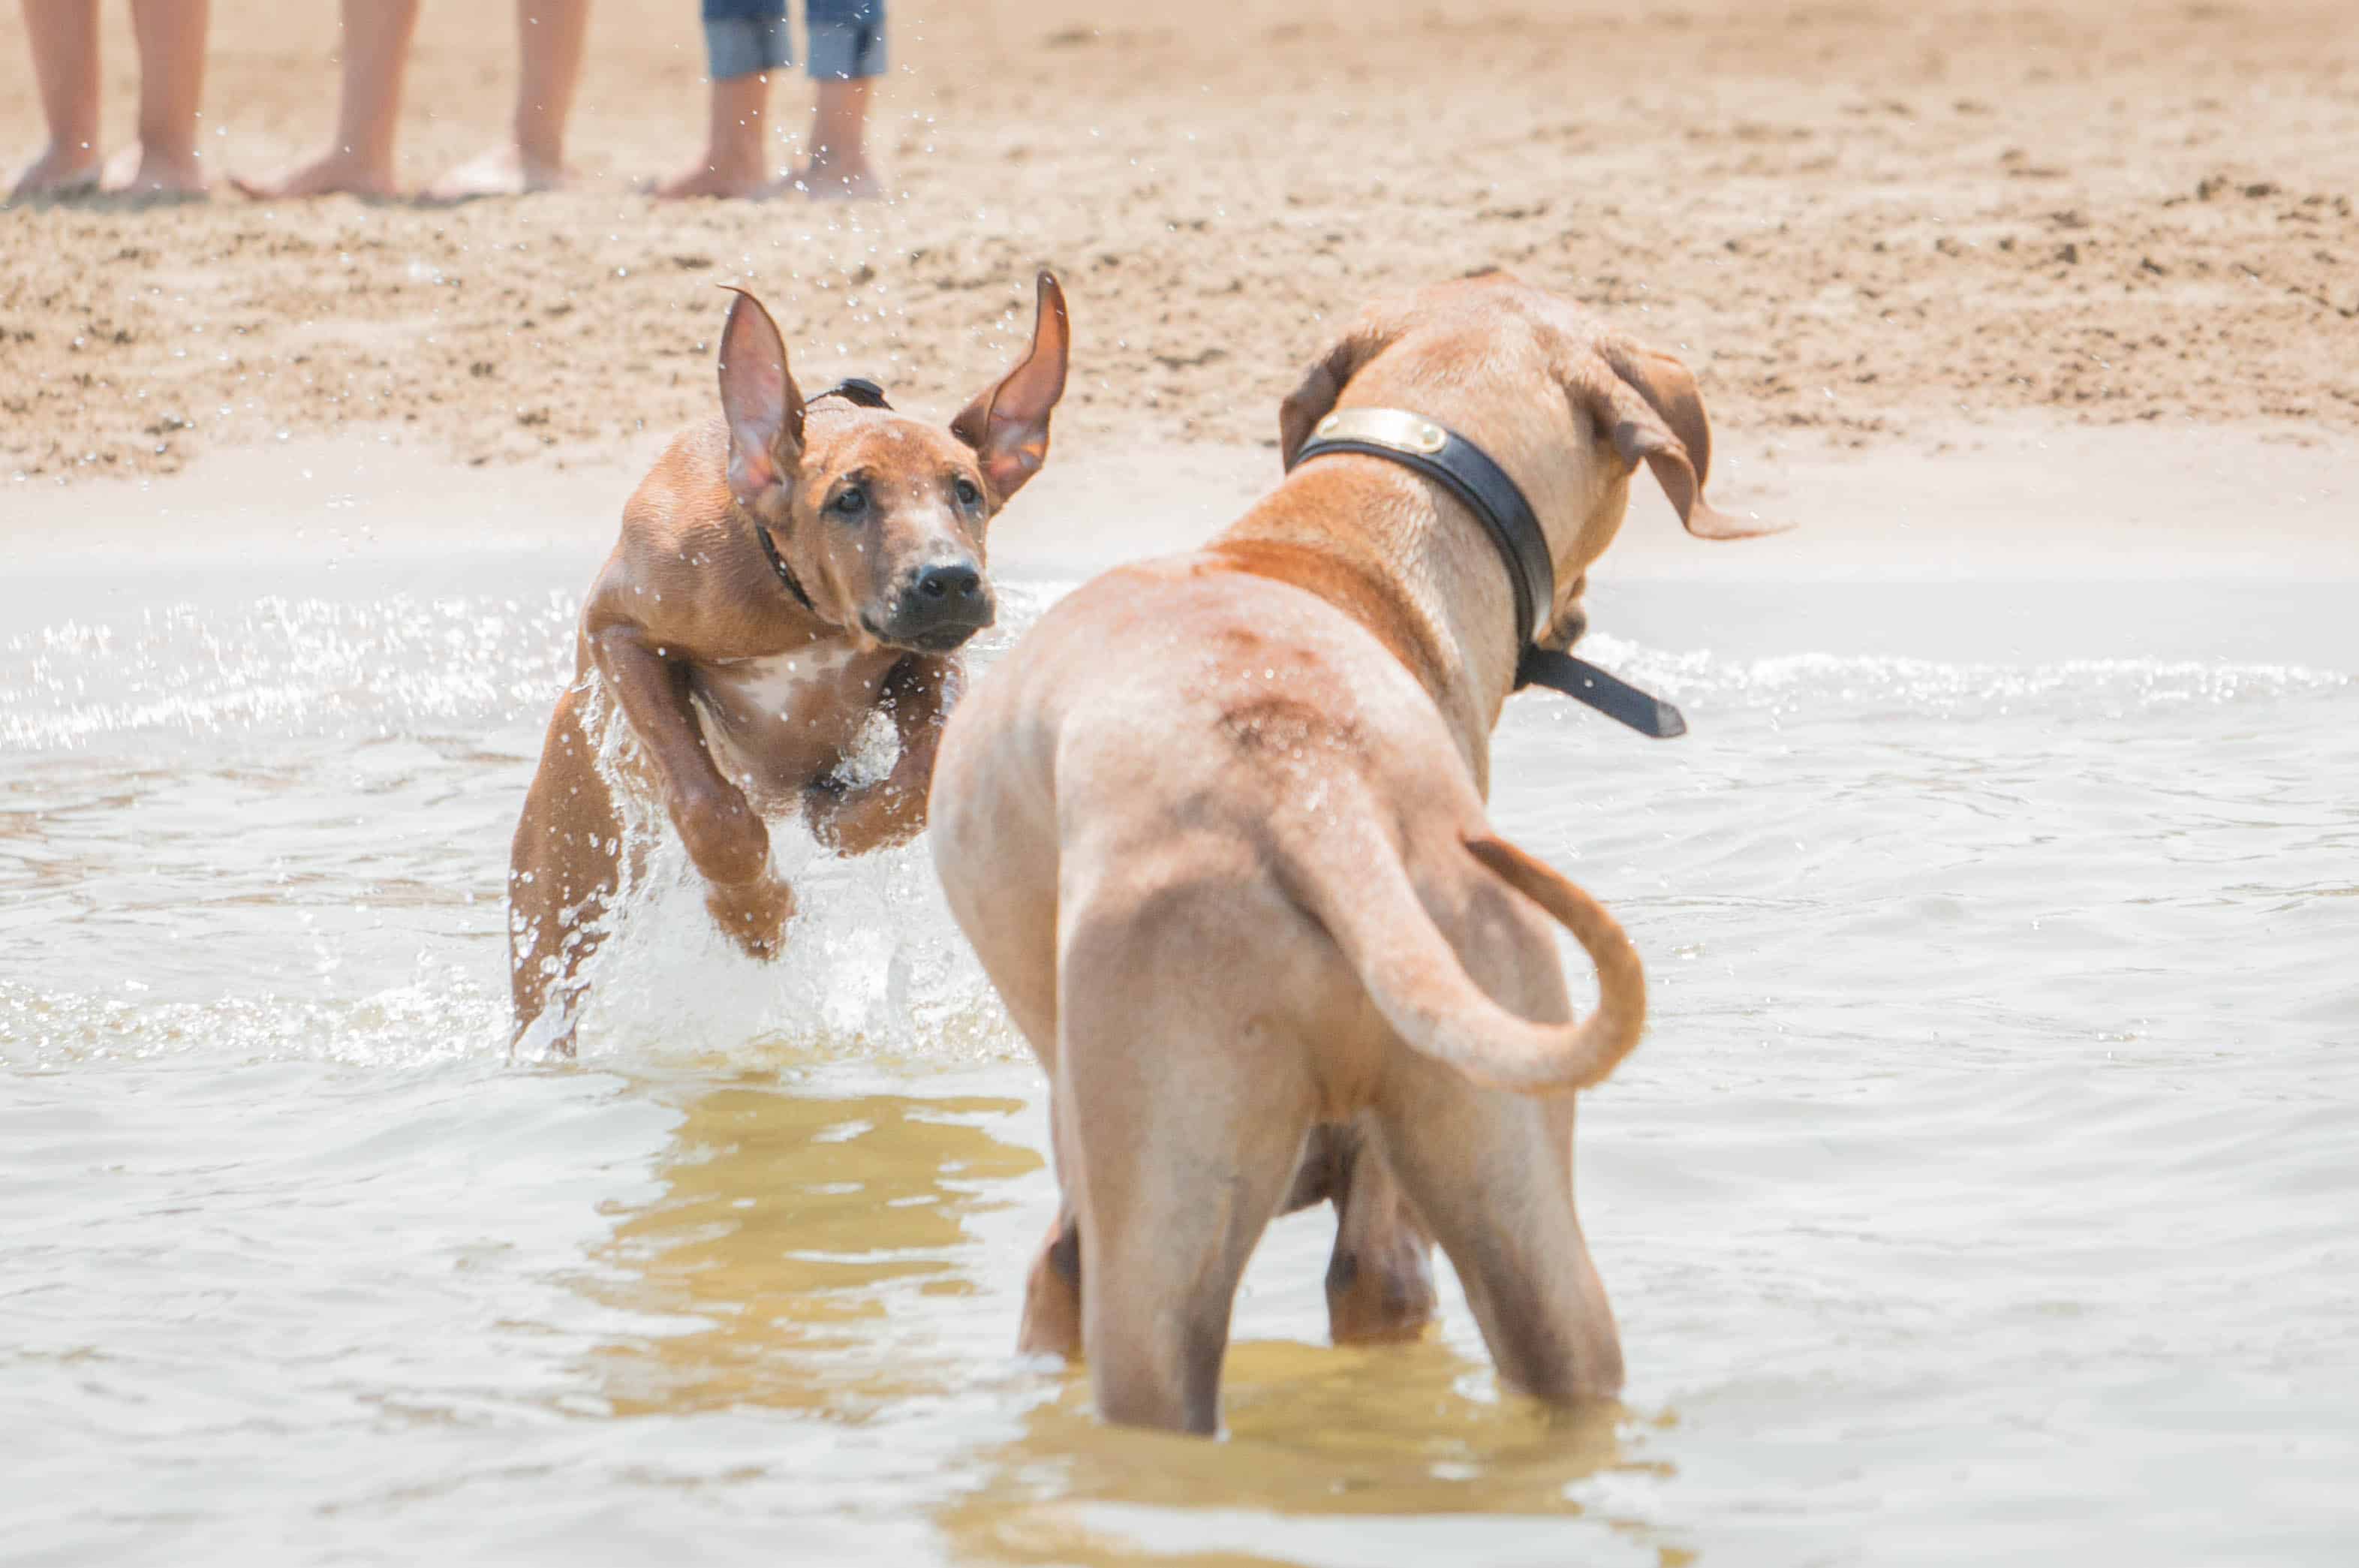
[510,272,1070,1055]
[928,271,1780,1434]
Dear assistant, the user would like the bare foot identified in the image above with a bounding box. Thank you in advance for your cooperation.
[791,155,880,202]
[650,155,778,201]
[7,143,102,205]
[230,149,399,201]
[421,145,568,203]
[101,143,209,199]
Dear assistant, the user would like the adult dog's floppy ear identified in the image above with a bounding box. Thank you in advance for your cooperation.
[952,270,1070,501]
[718,287,808,513]
[1593,342,1789,540]
[1278,323,1395,468]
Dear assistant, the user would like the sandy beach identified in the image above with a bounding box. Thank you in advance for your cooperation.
[5,0,2357,500]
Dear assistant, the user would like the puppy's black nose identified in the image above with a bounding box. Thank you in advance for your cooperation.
[886,560,994,650]
[916,563,982,603]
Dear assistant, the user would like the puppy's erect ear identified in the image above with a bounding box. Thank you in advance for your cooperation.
[1592,342,1789,540]
[952,270,1070,501]
[718,287,807,512]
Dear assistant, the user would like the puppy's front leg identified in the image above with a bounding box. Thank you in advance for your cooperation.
[591,623,793,957]
[805,655,961,856]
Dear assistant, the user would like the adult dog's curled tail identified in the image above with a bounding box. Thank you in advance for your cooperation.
[1290,823,1646,1094]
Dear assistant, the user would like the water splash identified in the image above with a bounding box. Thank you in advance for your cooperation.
[504,674,1017,1069]
[1,592,580,751]
[0,958,508,1072]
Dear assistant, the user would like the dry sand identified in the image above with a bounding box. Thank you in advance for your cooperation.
[5,0,2357,503]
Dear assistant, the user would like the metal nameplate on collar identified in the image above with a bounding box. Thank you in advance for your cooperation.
[1313,408,1449,456]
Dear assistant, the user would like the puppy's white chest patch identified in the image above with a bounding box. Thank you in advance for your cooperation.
[712,646,861,719]
[690,643,883,805]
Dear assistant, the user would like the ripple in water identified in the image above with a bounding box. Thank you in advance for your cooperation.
[2,575,2354,1564]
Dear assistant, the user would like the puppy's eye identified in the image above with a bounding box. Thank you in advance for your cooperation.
[829,486,868,519]
[952,477,983,509]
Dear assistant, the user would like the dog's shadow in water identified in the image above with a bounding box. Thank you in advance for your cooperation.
[574,1077,1665,1563]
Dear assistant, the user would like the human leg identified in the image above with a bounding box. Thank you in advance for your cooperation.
[107,0,210,194]
[232,0,419,200]
[653,0,788,199]
[9,0,103,201]
[796,0,881,199]
[423,0,588,200]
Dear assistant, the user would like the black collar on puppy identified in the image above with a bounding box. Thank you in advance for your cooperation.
[812,377,891,410]
[1287,408,1687,739]
[748,378,894,614]
[752,513,817,615]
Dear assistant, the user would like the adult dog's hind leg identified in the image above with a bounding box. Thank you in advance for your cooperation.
[1060,924,1314,1433]
[932,808,1075,1356]
[1019,1205,1083,1359]
[1371,1072,1623,1405]
[1019,1079,1083,1359]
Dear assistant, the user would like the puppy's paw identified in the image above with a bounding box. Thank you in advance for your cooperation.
[705,874,796,960]
[805,775,926,856]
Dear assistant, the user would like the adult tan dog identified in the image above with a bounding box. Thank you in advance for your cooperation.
[928,271,1781,1434]
[508,272,1070,1055]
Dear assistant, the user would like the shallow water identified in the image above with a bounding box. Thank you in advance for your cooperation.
[4,537,2355,1566]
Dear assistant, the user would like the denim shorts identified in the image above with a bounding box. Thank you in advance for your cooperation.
[703,0,886,83]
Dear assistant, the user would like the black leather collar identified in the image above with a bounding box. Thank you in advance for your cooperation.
[812,376,890,411]
[748,378,894,614]
[752,509,817,614]
[1288,408,1687,739]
